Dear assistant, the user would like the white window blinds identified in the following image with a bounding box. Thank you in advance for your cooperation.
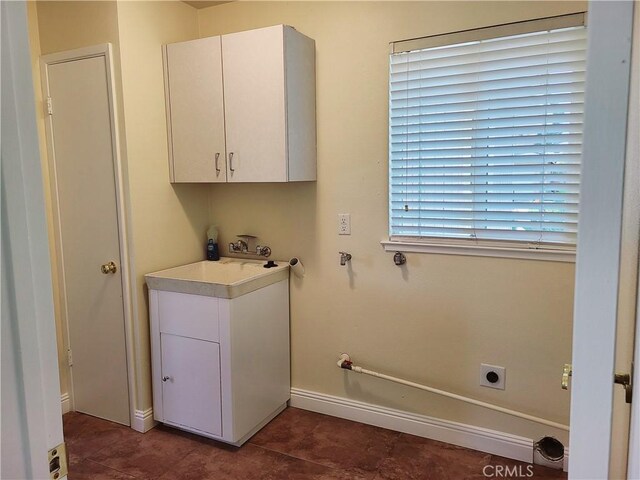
[389,19,587,247]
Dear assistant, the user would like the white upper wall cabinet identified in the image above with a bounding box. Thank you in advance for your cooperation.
[164,25,316,183]
[164,37,227,183]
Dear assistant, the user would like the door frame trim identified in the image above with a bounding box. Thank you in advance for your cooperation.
[568,1,635,477]
[627,4,640,477]
[2,1,66,476]
[40,43,137,428]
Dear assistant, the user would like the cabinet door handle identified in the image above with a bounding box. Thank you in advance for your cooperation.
[162,376,171,382]
[215,152,221,175]
[229,152,235,173]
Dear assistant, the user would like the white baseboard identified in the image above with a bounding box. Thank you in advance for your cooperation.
[59,395,155,434]
[60,392,71,414]
[132,408,156,433]
[290,388,534,463]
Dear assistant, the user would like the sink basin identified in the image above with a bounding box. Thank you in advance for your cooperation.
[145,257,289,299]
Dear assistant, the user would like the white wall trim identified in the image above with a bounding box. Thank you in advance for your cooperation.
[132,408,156,433]
[290,388,534,463]
[381,240,575,263]
[60,393,71,415]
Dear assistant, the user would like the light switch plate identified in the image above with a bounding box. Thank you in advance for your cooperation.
[338,214,351,235]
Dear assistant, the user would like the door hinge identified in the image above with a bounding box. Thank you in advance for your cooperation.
[46,96,53,116]
[561,363,572,390]
[614,362,633,404]
[48,442,68,480]
[67,349,73,367]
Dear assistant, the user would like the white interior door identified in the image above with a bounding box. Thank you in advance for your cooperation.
[2,1,66,478]
[43,52,130,426]
[160,334,222,436]
[165,36,226,183]
[569,1,636,478]
[222,26,287,182]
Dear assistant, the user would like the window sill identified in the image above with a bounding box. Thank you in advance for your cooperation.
[380,239,576,263]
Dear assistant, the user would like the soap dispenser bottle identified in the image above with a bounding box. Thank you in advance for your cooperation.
[206,226,220,261]
[207,239,219,261]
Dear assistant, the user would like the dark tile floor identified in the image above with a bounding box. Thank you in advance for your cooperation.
[64,407,567,480]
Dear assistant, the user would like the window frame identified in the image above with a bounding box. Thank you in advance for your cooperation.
[385,13,586,263]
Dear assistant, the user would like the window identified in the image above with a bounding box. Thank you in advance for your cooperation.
[387,14,587,260]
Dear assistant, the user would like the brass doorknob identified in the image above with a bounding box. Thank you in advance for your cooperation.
[100,261,117,274]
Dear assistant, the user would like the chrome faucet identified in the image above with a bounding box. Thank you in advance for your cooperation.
[229,235,271,258]
[339,251,352,266]
[229,239,249,254]
[256,245,272,257]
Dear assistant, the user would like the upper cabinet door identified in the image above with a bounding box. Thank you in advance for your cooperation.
[222,26,288,182]
[165,37,226,183]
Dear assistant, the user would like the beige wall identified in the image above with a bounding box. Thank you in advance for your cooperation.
[36,1,120,56]
[116,0,207,409]
[199,1,584,442]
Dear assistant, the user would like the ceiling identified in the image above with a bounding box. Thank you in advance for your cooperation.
[183,1,232,9]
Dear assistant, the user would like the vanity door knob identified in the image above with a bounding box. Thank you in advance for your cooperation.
[162,376,171,382]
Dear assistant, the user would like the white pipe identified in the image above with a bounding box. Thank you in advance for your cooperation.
[337,354,569,432]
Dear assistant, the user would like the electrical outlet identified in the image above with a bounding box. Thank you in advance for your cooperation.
[338,213,351,235]
[480,364,505,390]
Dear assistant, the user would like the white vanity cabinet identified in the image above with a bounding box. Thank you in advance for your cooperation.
[163,25,316,184]
[147,274,290,445]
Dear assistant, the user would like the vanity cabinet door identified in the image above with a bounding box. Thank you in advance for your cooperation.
[160,333,222,436]
[164,36,226,183]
